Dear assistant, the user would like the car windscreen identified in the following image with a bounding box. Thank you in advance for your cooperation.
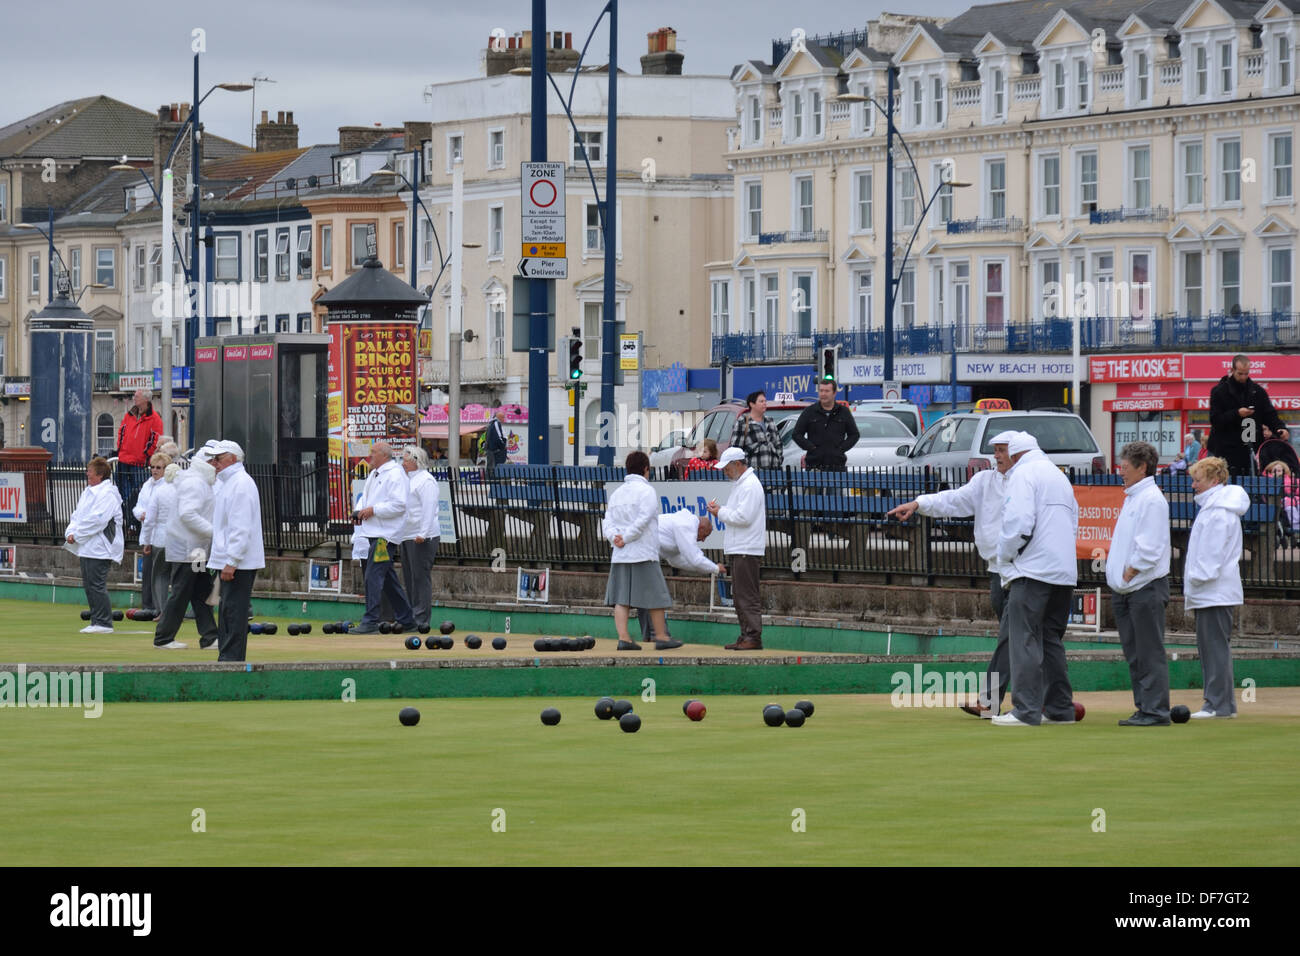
[980,415,1099,454]
[854,415,912,440]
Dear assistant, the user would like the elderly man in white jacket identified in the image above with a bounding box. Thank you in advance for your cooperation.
[154,444,220,650]
[399,445,440,631]
[206,440,265,661]
[707,446,767,651]
[1107,441,1173,726]
[636,510,722,649]
[992,432,1080,727]
[603,450,672,651]
[889,429,1018,716]
[352,441,417,634]
[1185,457,1250,719]
[66,457,125,633]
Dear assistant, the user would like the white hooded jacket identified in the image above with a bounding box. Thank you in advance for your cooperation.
[997,449,1079,586]
[141,474,176,550]
[603,474,661,564]
[1105,476,1171,594]
[65,480,125,564]
[1184,482,1251,609]
[166,458,215,565]
[916,467,1008,574]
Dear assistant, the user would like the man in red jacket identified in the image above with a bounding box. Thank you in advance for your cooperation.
[116,389,163,530]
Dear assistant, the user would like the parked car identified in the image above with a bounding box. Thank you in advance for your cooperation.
[777,411,915,469]
[668,398,810,477]
[850,400,923,436]
[649,429,691,473]
[898,410,1105,478]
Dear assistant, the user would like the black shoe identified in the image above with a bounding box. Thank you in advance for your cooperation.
[199,640,218,650]
[654,640,683,650]
[350,624,380,635]
[1118,714,1171,726]
[616,640,641,651]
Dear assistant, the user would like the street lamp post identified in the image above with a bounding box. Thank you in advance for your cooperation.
[836,82,969,389]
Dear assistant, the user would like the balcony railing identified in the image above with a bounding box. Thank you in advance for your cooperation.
[829,100,851,123]
[950,81,981,109]
[1159,60,1181,86]
[945,216,1023,234]
[422,355,507,385]
[1013,75,1040,101]
[757,229,828,245]
[1097,66,1125,94]
[1244,52,1264,79]
[711,312,1300,364]
[1089,205,1171,224]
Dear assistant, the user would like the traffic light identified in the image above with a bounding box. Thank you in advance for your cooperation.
[568,327,583,380]
[819,344,839,384]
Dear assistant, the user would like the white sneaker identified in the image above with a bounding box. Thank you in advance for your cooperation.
[1190,709,1216,719]
[80,625,114,634]
[157,641,188,649]
[991,712,1034,726]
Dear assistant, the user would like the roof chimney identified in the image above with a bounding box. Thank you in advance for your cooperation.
[255,108,299,152]
[641,28,683,75]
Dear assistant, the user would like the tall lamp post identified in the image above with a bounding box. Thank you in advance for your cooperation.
[113,77,250,447]
[836,82,969,386]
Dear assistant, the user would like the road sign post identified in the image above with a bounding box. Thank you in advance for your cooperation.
[520,162,567,280]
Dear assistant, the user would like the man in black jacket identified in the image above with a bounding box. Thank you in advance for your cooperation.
[486,408,508,473]
[792,380,860,470]
[1207,355,1290,476]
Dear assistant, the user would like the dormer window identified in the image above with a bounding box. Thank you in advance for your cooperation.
[811,90,823,136]
[792,93,803,138]
[1077,58,1089,107]
[1195,45,1209,96]
[1279,34,1292,89]
[992,68,1005,118]
[1053,62,1066,111]
[912,78,923,126]
[1136,51,1150,103]
[748,96,762,143]
[932,77,944,124]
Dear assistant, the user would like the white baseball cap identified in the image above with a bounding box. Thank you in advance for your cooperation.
[714,447,747,469]
[1008,432,1040,456]
[989,430,1018,446]
[195,440,223,461]
[214,440,245,461]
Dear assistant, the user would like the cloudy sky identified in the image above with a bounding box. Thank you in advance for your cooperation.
[8,0,974,149]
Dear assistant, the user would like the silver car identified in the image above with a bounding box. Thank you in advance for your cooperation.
[898,410,1105,478]
[778,411,916,469]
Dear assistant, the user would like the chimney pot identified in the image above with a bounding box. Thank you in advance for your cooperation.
[286,111,293,124]
[277,110,285,124]
[261,110,269,124]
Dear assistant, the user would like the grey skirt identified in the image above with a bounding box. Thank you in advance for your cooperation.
[605,560,673,610]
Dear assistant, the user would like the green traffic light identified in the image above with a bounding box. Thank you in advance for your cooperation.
[570,369,582,379]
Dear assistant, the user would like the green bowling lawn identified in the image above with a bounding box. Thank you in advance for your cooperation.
[2,693,1295,865]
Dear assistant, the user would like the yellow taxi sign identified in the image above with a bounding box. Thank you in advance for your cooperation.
[975,398,1013,412]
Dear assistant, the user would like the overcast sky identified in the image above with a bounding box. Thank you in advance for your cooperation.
[8,0,975,150]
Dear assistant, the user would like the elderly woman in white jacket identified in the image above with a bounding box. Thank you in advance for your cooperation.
[153,446,220,649]
[66,457,125,633]
[603,450,672,651]
[138,451,176,617]
[1185,456,1251,719]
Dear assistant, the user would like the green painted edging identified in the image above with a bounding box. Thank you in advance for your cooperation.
[76,658,1300,703]
[0,581,1200,657]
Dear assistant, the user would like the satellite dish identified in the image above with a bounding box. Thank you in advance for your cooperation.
[285,177,297,189]
[307,175,319,187]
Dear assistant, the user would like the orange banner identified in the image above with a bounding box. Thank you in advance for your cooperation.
[1073,485,1126,560]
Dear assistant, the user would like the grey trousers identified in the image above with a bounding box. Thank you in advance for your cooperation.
[155,563,219,647]
[140,550,155,610]
[80,557,112,627]
[1112,577,1171,720]
[149,547,172,612]
[400,538,438,629]
[216,569,257,662]
[982,574,1011,710]
[1005,577,1074,724]
[637,607,672,642]
[1195,605,1237,716]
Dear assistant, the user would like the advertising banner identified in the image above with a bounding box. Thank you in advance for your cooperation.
[1073,485,1126,560]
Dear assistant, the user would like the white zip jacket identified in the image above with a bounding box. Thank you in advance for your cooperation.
[718,467,766,556]
[603,474,660,564]
[141,477,176,550]
[658,508,720,575]
[915,467,1007,574]
[65,481,125,563]
[997,449,1079,586]
[399,469,440,542]
[358,459,409,542]
[166,459,215,565]
[132,475,158,525]
[207,461,265,571]
[1105,476,1171,594]
[1184,482,1250,609]
[600,476,660,564]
